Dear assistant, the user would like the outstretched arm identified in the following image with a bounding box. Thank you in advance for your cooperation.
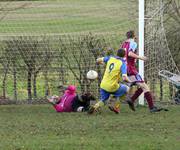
[128,51,147,61]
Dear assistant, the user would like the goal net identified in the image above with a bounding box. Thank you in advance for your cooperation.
[144,0,179,102]
[0,0,137,102]
[0,0,178,103]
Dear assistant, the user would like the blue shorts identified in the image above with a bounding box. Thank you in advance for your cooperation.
[100,84,128,102]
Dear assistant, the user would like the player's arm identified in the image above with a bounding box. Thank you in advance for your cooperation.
[96,56,110,65]
[128,41,147,61]
[121,62,132,83]
[128,51,147,61]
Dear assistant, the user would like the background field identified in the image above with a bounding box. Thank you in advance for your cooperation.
[0,0,137,37]
[0,104,180,150]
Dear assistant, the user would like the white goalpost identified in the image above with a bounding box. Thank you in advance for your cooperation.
[138,0,145,105]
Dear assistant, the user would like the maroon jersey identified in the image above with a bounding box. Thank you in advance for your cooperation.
[121,39,138,75]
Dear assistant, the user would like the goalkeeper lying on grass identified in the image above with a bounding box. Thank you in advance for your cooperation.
[48,85,96,112]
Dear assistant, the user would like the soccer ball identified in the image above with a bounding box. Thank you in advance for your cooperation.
[86,70,98,80]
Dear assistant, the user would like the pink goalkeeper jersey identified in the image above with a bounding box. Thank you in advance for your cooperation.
[54,85,76,112]
[121,39,138,75]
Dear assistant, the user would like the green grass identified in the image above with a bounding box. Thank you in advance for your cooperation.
[0,74,61,100]
[0,104,180,150]
[0,0,137,36]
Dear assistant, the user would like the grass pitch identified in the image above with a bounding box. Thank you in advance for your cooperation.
[0,0,137,36]
[0,104,179,150]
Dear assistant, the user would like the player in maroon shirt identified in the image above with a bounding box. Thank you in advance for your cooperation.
[121,30,162,112]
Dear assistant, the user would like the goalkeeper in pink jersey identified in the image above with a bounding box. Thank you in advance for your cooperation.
[48,85,77,112]
[121,30,162,112]
[48,85,96,112]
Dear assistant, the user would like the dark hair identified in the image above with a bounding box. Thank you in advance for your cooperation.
[117,48,126,57]
[81,92,96,102]
[126,30,135,39]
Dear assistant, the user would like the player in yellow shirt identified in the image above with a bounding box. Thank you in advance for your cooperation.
[88,48,134,114]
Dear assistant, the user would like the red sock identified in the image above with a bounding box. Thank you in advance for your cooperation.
[131,88,143,102]
[144,91,154,109]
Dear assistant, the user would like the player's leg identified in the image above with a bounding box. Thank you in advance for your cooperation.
[113,84,135,111]
[130,74,162,112]
[54,103,64,112]
[108,96,121,114]
[137,82,162,112]
[128,86,137,98]
[109,92,132,113]
[114,100,121,112]
[137,82,153,108]
[87,89,110,114]
[128,75,143,102]
[129,74,153,107]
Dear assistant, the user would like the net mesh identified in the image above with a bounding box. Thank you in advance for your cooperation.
[0,0,179,103]
[144,0,179,102]
[0,0,137,102]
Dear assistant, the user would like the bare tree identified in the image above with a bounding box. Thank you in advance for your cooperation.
[3,40,21,101]
[32,38,53,99]
[0,57,9,99]
[58,33,108,93]
[12,36,53,102]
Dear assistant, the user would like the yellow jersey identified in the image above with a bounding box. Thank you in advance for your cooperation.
[100,56,127,92]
